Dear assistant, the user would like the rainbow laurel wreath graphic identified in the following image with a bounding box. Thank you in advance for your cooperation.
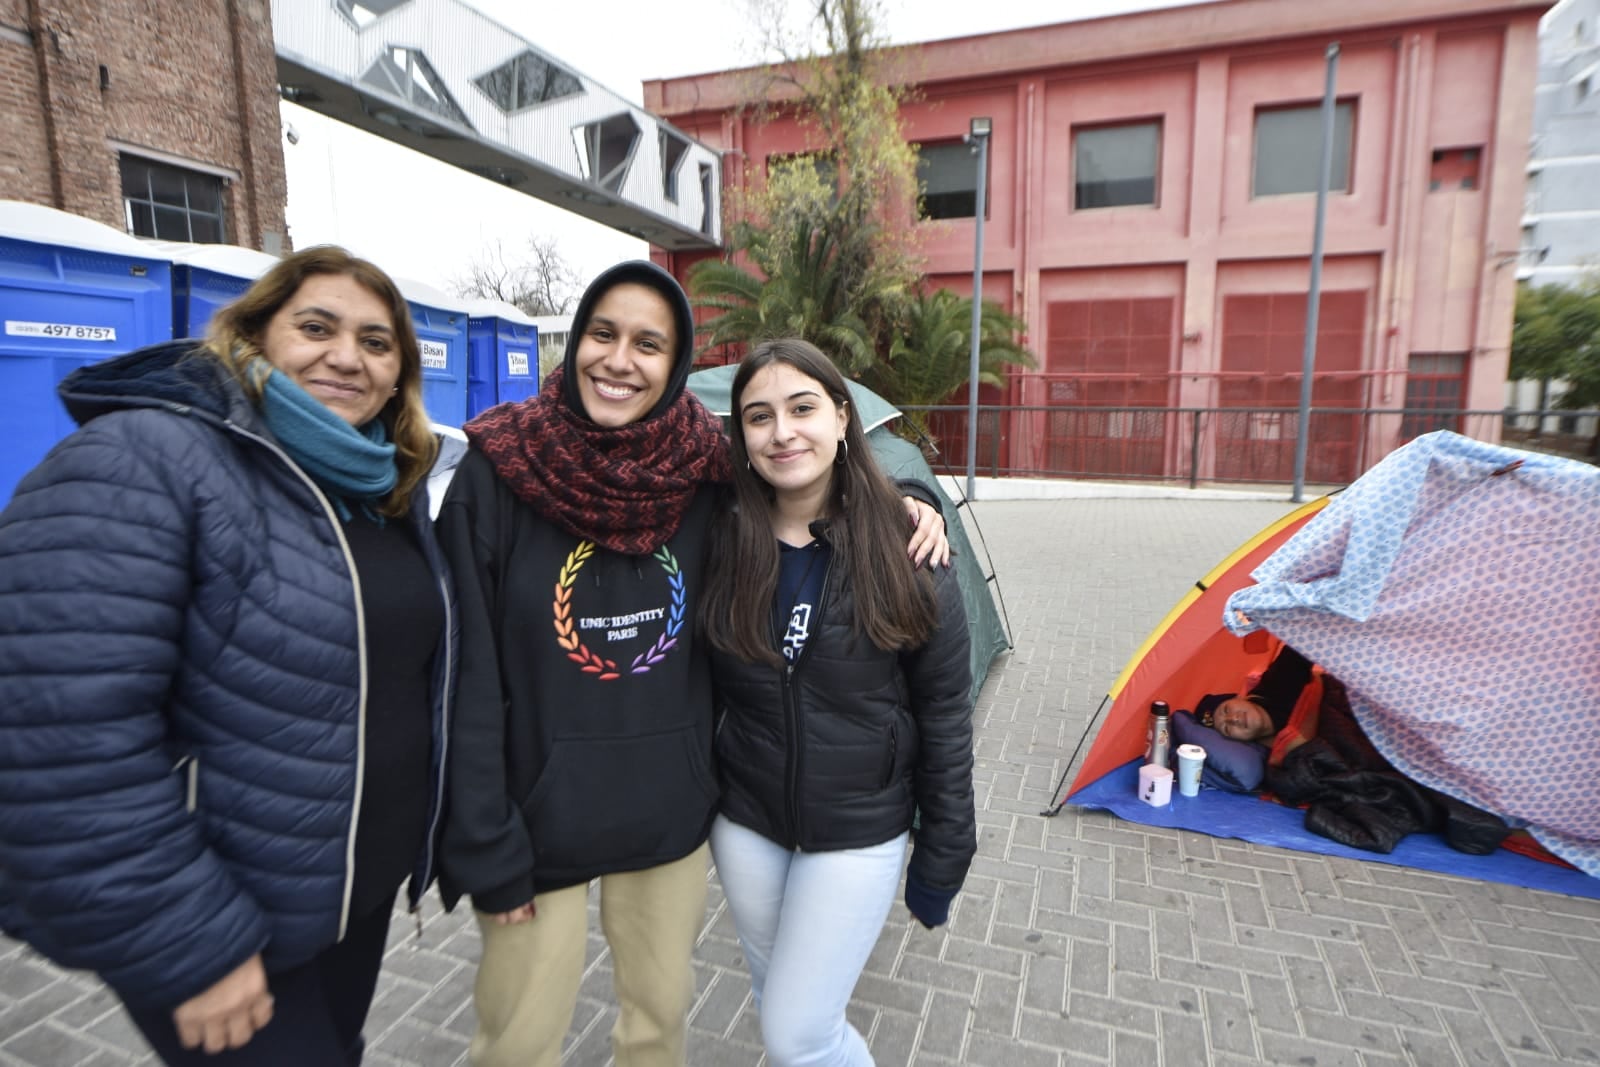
[552,542,686,681]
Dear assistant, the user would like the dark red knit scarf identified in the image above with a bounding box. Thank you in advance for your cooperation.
[465,367,731,554]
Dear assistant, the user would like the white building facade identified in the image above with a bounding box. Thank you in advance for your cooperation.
[1521,0,1600,286]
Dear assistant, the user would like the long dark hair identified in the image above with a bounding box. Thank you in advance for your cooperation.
[204,245,436,518]
[700,338,936,666]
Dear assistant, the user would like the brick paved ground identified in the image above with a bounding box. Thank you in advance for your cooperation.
[4,497,1600,1066]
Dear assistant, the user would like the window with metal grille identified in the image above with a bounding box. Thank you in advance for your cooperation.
[1252,100,1354,197]
[916,141,985,219]
[120,155,225,243]
[1403,353,1468,437]
[1073,120,1160,209]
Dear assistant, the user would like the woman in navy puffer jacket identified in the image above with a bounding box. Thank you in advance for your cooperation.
[0,246,456,1065]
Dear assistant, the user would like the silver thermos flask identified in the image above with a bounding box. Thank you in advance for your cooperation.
[1146,700,1171,767]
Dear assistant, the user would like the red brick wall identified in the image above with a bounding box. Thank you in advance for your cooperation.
[0,0,286,250]
[0,4,56,206]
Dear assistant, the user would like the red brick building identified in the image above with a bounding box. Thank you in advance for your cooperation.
[0,0,286,251]
[646,0,1549,484]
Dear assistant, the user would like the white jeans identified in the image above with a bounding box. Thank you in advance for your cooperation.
[709,814,909,1067]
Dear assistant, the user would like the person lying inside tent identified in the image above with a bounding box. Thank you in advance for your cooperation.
[1171,644,1511,856]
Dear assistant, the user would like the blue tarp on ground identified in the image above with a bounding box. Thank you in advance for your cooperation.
[1074,759,1600,900]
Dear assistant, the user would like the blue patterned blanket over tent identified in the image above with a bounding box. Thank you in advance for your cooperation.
[1224,431,1600,878]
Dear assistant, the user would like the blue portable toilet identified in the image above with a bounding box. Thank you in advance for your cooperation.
[393,275,469,428]
[0,200,173,504]
[466,298,539,419]
[153,240,279,339]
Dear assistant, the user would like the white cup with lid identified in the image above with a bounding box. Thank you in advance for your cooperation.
[1176,744,1207,797]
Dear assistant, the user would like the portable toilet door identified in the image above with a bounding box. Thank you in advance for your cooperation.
[466,298,538,419]
[394,275,468,428]
[152,240,279,339]
[0,201,173,504]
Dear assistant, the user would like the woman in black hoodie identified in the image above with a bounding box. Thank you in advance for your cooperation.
[436,262,947,1067]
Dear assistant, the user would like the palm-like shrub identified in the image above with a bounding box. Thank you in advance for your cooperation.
[864,288,1034,444]
[688,216,903,376]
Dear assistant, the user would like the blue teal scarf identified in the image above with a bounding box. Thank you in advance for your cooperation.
[260,370,397,522]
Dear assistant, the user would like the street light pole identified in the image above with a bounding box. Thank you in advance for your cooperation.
[1292,43,1340,503]
[965,116,991,503]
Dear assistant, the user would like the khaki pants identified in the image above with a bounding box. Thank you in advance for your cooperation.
[469,843,710,1067]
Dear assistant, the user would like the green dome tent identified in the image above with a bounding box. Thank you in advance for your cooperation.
[687,365,1010,704]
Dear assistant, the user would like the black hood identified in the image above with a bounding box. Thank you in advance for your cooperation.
[560,259,696,424]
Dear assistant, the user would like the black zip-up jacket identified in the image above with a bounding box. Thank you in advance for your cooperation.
[710,550,977,894]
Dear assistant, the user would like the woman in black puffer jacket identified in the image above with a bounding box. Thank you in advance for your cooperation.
[699,339,975,1067]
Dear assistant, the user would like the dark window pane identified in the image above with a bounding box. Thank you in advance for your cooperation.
[1074,122,1160,209]
[127,200,155,238]
[153,205,192,240]
[918,141,983,219]
[186,175,222,214]
[699,163,713,235]
[478,65,514,109]
[660,129,689,201]
[188,213,222,244]
[517,54,580,105]
[118,157,150,201]
[474,51,583,113]
[149,165,188,207]
[1252,102,1354,197]
[586,113,640,193]
[923,189,976,218]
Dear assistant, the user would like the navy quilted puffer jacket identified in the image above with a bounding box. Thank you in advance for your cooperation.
[0,342,455,1012]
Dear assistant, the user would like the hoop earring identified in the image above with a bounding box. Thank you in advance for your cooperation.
[835,438,848,465]
[746,460,752,472]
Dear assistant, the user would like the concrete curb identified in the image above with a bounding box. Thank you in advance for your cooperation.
[936,473,1336,503]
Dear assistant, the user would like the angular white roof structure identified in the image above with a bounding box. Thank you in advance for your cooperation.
[271,0,722,251]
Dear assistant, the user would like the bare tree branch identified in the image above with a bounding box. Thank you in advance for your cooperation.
[450,235,581,317]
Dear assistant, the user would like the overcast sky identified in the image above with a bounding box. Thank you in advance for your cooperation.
[280,0,1209,301]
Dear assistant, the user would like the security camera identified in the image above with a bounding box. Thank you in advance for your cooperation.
[285,124,300,146]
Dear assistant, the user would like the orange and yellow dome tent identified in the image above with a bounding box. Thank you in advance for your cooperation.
[1048,496,1330,810]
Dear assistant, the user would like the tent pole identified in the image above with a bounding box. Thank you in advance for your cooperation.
[1042,692,1112,817]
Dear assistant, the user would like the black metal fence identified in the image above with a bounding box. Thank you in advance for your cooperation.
[896,405,1600,488]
